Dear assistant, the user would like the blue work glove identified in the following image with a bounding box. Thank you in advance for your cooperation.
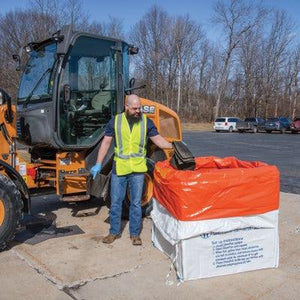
[90,163,102,179]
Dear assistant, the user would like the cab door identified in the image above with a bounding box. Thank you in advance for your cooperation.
[58,36,122,148]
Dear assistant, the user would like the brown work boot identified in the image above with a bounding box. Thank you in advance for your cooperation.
[102,234,119,244]
[131,236,142,246]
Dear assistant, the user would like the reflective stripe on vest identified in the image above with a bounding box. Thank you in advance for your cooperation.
[114,113,147,175]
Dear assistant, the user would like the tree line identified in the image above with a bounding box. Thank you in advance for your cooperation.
[0,0,299,121]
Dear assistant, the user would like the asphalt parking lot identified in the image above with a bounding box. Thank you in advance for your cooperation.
[183,131,300,194]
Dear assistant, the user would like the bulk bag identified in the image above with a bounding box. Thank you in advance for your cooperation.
[153,156,280,221]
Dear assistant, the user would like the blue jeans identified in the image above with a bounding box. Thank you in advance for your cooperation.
[109,173,145,237]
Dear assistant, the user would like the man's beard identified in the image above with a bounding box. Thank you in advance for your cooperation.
[126,111,141,123]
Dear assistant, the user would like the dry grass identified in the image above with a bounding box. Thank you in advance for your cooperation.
[182,122,213,131]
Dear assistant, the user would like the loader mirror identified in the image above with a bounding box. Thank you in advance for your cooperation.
[125,78,146,95]
[12,54,20,64]
[63,84,71,103]
[128,46,139,55]
[12,54,22,71]
[129,78,135,89]
[0,89,10,105]
[0,89,13,123]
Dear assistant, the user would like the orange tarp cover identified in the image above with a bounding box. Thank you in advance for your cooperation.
[153,156,280,221]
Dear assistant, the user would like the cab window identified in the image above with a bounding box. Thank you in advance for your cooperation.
[18,43,57,105]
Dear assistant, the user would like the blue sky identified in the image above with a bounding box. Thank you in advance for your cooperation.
[1,0,300,41]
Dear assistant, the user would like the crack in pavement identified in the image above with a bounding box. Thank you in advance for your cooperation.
[11,249,74,299]
[63,266,143,300]
[62,287,79,300]
[11,248,167,299]
[12,249,62,286]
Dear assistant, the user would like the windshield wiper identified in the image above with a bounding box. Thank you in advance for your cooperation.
[23,68,52,108]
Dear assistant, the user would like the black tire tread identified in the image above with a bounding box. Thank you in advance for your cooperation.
[0,174,23,251]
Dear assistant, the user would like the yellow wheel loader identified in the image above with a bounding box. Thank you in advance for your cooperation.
[0,25,182,250]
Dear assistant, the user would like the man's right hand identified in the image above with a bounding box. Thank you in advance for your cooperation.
[90,163,102,179]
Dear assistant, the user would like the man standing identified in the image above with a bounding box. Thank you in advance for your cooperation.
[90,94,172,246]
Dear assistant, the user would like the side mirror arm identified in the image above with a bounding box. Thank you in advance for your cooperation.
[125,84,146,95]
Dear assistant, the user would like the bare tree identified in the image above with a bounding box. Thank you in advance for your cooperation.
[84,17,124,39]
[130,7,204,118]
[30,0,90,30]
[238,25,264,117]
[130,6,170,101]
[170,15,204,114]
[262,10,294,118]
[211,0,266,119]
[291,47,300,119]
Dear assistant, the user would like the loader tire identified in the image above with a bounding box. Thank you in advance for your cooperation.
[0,174,23,251]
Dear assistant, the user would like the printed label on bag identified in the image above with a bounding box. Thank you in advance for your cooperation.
[211,235,264,268]
[181,226,277,279]
[198,227,277,274]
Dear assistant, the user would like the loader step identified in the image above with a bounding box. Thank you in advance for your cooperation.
[61,194,90,202]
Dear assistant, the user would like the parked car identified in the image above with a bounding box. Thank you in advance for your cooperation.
[264,117,292,133]
[290,117,300,133]
[214,117,241,132]
[236,117,265,133]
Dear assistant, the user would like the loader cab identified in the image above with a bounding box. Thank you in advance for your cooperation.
[17,26,131,150]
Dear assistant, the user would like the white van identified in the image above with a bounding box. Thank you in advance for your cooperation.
[214,117,241,132]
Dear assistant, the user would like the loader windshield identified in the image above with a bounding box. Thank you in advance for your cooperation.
[59,36,119,146]
[18,43,57,105]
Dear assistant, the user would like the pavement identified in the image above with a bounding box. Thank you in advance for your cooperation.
[0,192,299,300]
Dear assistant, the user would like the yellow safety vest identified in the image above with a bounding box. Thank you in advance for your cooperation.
[114,113,147,176]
